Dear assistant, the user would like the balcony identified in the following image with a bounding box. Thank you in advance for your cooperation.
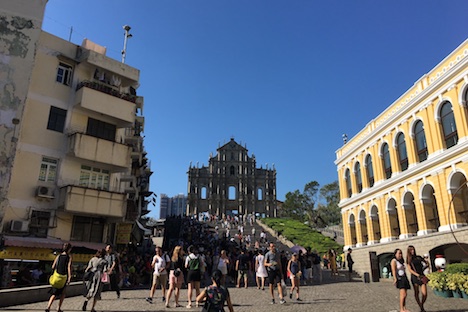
[75,81,136,127]
[59,185,126,218]
[68,132,131,170]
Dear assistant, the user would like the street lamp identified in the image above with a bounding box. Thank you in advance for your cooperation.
[121,25,132,63]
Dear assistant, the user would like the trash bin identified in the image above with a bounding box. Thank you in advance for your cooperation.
[363,272,370,283]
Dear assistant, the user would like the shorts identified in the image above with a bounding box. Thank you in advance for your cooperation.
[169,270,184,287]
[267,269,282,285]
[238,270,248,279]
[152,273,168,287]
[187,270,201,283]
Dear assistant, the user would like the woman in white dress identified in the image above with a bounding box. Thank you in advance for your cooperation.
[255,249,268,290]
[217,250,230,286]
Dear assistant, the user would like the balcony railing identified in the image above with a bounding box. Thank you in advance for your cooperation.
[68,132,131,170]
[58,185,126,218]
[76,80,137,103]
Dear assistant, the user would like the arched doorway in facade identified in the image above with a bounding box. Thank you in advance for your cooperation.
[357,209,368,246]
[448,172,468,228]
[387,198,400,239]
[348,213,357,247]
[429,243,468,272]
[369,205,381,244]
[421,184,440,233]
[402,192,418,237]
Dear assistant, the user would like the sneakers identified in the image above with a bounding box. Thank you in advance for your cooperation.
[280,299,286,304]
[162,297,166,302]
[289,293,293,299]
[296,298,302,301]
[145,297,153,304]
[271,299,275,304]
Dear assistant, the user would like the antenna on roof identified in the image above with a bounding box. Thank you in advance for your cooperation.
[121,25,132,63]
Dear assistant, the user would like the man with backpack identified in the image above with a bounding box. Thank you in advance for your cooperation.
[185,245,204,308]
[236,248,250,288]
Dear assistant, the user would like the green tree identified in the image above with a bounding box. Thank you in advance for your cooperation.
[317,181,341,225]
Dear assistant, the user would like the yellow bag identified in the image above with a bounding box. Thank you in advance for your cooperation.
[49,270,67,289]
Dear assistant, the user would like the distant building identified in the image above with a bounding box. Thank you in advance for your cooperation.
[159,194,187,218]
[335,39,468,277]
[187,138,277,217]
[0,1,152,264]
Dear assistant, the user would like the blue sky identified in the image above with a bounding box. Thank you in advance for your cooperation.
[42,1,468,218]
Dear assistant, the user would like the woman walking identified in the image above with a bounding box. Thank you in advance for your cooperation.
[407,245,428,312]
[165,246,184,308]
[217,250,230,286]
[255,250,267,290]
[391,248,410,312]
[196,270,234,312]
[185,245,204,308]
[82,249,108,312]
[46,243,72,312]
[287,253,302,301]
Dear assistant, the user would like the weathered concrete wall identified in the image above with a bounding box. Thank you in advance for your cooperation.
[0,0,47,227]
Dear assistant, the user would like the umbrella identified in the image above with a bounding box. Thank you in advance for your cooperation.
[290,245,307,254]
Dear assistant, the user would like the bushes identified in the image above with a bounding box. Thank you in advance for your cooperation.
[262,217,343,254]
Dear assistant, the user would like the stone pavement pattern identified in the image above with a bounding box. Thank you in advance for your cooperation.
[4,278,468,312]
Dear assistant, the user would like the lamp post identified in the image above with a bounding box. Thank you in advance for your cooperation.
[121,25,132,63]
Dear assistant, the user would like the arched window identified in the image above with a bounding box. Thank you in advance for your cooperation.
[257,188,263,200]
[228,186,236,200]
[201,187,207,199]
[345,168,352,198]
[414,120,428,162]
[354,162,362,193]
[396,133,408,172]
[230,165,235,176]
[441,101,458,149]
[382,143,392,179]
[365,155,374,187]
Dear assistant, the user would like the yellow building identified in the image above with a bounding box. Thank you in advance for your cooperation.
[0,1,152,269]
[335,39,468,278]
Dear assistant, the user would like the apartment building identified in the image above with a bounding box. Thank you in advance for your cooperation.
[0,2,152,266]
[335,40,468,277]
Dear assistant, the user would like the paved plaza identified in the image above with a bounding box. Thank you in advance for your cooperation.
[4,275,468,312]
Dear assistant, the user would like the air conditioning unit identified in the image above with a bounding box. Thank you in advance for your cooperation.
[10,220,29,232]
[36,186,55,199]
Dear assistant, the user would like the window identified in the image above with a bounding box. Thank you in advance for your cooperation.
[39,157,58,182]
[201,187,207,199]
[228,186,236,200]
[365,155,374,187]
[257,188,263,200]
[56,62,73,86]
[79,165,110,190]
[230,166,236,176]
[414,120,428,162]
[440,102,458,149]
[86,117,116,141]
[47,106,67,132]
[71,216,104,242]
[345,169,352,198]
[30,211,51,238]
[354,162,362,193]
[396,133,408,172]
[382,143,392,179]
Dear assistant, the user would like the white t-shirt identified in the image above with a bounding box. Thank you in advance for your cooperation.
[153,254,169,275]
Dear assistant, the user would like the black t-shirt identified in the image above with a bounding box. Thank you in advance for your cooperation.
[238,254,249,270]
[411,256,424,275]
